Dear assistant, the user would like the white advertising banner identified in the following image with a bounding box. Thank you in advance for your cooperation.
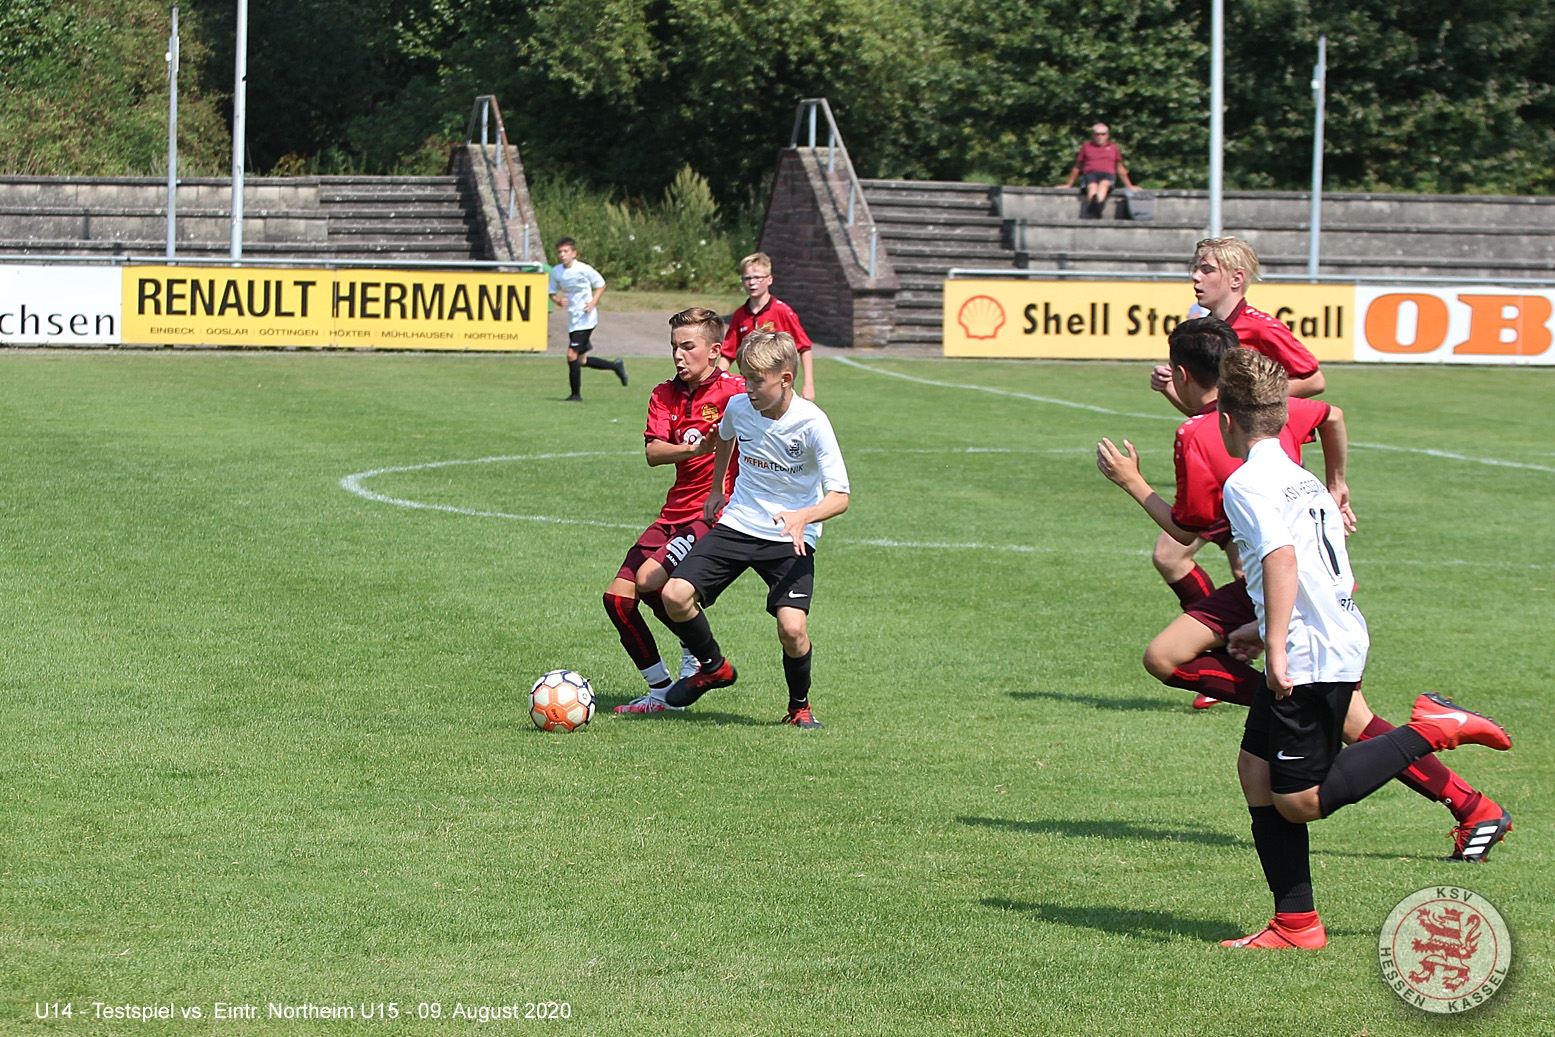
[0,265,122,344]
[1354,286,1555,365]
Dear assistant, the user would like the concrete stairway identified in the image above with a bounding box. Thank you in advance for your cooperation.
[862,180,1555,346]
[0,175,486,261]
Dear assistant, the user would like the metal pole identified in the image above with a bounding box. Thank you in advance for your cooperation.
[847,179,855,225]
[808,104,817,149]
[166,5,179,258]
[869,226,877,279]
[828,125,835,172]
[1308,35,1328,278]
[229,0,248,259]
[481,98,489,146]
[1208,0,1224,237]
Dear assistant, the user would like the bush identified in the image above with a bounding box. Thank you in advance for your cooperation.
[532,166,759,291]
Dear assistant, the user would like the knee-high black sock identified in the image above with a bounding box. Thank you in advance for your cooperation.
[1317,726,1434,818]
[1249,805,1313,914]
[670,609,723,672]
[783,648,812,708]
[567,358,582,395]
[584,355,614,370]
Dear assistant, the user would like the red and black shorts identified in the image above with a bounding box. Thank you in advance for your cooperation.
[1185,578,1257,640]
[672,524,815,615]
[615,517,713,583]
[1242,680,1359,794]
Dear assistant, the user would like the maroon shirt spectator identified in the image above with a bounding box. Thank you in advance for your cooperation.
[1059,124,1134,218]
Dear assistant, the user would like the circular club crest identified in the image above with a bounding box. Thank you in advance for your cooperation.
[785,438,804,459]
[1378,886,1510,1014]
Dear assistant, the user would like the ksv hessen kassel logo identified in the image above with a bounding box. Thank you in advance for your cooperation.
[956,295,1006,339]
[1378,885,1510,1014]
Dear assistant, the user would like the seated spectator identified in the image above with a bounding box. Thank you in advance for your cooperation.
[1058,123,1135,218]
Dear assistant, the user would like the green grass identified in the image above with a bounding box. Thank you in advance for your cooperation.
[1,353,1551,1036]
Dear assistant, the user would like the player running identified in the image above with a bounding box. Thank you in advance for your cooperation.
[606,308,746,714]
[1098,318,1512,863]
[1213,348,1511,948]
[658,332,850,727]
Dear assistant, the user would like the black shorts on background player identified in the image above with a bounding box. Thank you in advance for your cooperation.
[672,525,814,614]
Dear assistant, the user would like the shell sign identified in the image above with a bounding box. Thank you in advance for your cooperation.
[943,278,1555,365]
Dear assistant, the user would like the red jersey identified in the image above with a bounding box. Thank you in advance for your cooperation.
[1171,396,1331,544]
[644,369,746,523]
[1076,140,1123,175]
[720,296,813,361]
[1228,299,1321,379]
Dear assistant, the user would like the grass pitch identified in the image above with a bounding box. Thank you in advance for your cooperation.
[1,351,1550,1036]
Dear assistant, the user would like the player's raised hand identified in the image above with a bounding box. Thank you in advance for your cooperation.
[773,510,809,555]
[1150,364,1173,394]
[703,489,726,523]
[1095,437,1141,487]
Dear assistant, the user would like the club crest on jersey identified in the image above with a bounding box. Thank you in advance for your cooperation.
[1378,886,1511,1014]
[785,438,804,459]
[700,403,721,422]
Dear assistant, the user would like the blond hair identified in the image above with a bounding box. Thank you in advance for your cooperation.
[1217,348,1288,438]
[668,306,725,346]
[738,252,773,277]
[737,330,799,376]
[1193,236,1261,283]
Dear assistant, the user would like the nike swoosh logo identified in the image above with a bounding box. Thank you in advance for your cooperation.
[1419,710,1468,728]
[1275,751,1305,761]
[787,590,807,598]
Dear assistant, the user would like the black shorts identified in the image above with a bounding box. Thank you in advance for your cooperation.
[1241,680,1358,795]
[672,524,815,614]
[1081,171,1115,188]
[568,328,594,353]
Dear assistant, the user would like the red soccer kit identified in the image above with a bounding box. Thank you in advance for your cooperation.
[720,297,813,362]
[616,369,746,581]
[1171,396,1331,545]
[1227,299,1321,380]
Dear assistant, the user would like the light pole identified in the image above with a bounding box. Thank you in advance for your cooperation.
[166,5,179,258]
[230,0,248,259]
[1208,0,1224,237]
[1308,35,1328,278]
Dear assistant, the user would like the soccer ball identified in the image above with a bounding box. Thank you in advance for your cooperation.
[529,670,596,732]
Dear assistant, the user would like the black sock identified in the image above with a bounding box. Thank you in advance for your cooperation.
[1249,805,1313,914]
[783,648,812,709]
[1317,726,1433,818]
[671,609,723,672]
[568,358,581,395]
[584,355,614,371]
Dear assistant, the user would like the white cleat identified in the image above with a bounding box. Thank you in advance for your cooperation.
[613,694,684,715]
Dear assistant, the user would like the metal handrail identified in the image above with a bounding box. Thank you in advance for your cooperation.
[947,267,1555,288]
[789,98,879,279]
[466,96,541,263]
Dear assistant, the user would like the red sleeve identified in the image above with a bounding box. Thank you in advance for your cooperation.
[644,385,674,442]
[779,303,812,352]
[1171,432,1223,533]
[720,321,741,360]
[1245,319,1320,379]
[1286,397,1331,445]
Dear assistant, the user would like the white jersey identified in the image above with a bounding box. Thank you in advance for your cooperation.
[1223,438,1368,684]
[547,260,604,332]
[718,393,849,547]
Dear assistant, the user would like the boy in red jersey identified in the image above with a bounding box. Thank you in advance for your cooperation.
[1214,348,1510,948]
[1098,318,1512,863]
[604,307,747,714]
[718,252,816,401]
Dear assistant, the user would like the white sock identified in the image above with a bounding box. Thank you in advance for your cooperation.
[641,661,671,692]
[679,647,700,680]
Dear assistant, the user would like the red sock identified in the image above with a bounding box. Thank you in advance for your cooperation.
[1359,715,1484,822]
[603,592,662,670]
[1275,910,1319,930]
[1167,564,1215,609]
[1162,651,1260,706]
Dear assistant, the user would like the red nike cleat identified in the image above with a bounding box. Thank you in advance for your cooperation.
[1221,919,1327,949]
[1408,693,1512,752]
[663,658,737,708]
[1191,694,1221,709]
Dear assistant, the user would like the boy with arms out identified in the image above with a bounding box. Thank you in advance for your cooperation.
[1098,319,1510,862]
[659,332,849,726]
[605,308,747,714]
[1215,348,1511,948]
[719,252,817,401]
[548,237,627,401]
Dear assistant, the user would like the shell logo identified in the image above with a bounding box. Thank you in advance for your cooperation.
[957,295,1006,339]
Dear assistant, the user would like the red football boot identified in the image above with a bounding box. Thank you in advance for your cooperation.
[663,659,737,708]
[1408,693,1512,752]
[1221,918,1327,949]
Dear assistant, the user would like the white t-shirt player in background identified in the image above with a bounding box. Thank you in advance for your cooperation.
[656,332,850,727]
[547,237,627,401]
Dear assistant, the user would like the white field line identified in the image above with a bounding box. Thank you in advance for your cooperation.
[339,452,1550,570]
[837,357,1555,474]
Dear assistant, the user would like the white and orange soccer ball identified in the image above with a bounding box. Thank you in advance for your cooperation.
[529,670,596,732]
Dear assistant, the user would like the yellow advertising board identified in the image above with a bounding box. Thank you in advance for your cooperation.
[943,279,1355,361]
[121,267,548,351]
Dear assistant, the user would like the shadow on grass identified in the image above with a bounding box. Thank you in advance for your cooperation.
[1008,689,1183,713]
[600,705,770,727]
[982,898,1241,943]
[958,815,1242,847]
